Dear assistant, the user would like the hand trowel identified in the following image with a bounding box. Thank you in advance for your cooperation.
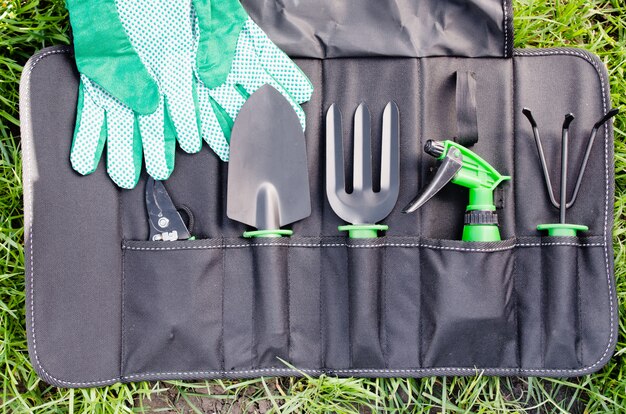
[227,84,311,238]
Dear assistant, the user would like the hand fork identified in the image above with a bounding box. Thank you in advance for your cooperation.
[326,102,400,238]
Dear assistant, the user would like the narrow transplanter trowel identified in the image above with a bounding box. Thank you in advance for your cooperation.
[403,140,510,242]
[227,84,311,238]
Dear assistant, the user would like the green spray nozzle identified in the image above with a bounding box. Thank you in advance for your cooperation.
[403,140,510,242]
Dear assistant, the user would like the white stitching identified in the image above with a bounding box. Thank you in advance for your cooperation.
[25,47,615,386]
[123,241,604,252]
[120,362,607,379]
[503,0,509,57]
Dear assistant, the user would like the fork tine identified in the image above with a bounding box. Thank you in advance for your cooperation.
[326,104,346,195]
[381,102,400,192]
[353,103,373,192]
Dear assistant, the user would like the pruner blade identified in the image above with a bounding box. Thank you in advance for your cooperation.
[146,177,192,241]
[402,143,463,214]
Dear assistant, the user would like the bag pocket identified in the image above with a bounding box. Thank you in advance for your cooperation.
[121,240,223,377]
[222,239,292,370]
[540,241,582,368]
[287,239,323,369]
[516,237,597,370]
[420,239,517,368]
[250,242,290,368]
[383,239,421,369]
[346,239,386,368]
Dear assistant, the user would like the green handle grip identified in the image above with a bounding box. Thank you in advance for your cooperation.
[338,224,388,239]
[537,224,588,237]
[243,229,294,238]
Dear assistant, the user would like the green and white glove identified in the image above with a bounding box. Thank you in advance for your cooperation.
[192,0,314,161]
[67,0,207,189]
[68,0,314,188]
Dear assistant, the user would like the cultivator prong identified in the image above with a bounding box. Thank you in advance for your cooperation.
[353,103,373,192]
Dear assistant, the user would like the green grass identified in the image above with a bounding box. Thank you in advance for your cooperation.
[1,0,625,412]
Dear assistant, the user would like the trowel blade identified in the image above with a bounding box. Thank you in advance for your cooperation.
[227,84,311,230]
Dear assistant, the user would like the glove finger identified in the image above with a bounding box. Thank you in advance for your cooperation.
[206,32,265,122]
[213,28,308,131]
[138,98,176,180]
[245,19,314,104]
[70,80,107,176]
[193,0,248,88]
[207,82,248,128]
[66,0,159,114]
[163,83,202,154]
[106,105,142,189]
[197,82,231,161]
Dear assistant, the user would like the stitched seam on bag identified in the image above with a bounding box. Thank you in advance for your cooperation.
[251,250,257,369]
[417,245,423,368]
[120,248,126,377]
[27,49,614,386]
[319,246,325,369]
[287,245,292,364]
[576,245,583,366]
[512,245,521,369]
[347,247,353,367]
[540,247,545,368]
[121,363,611,379]
[382,245,388,368]
[220,238,226,372]
[123,241,604,252]
[510,35,520,369]
[503,0,509,57]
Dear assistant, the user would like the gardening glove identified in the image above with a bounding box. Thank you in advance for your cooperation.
[67,0,208,189]
[192,0,314,161]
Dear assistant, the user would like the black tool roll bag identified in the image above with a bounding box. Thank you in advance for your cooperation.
[21,0,617,387]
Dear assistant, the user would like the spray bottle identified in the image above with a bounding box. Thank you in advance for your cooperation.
[403,140,510,242]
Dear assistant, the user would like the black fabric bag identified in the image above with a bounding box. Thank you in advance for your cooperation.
[21,0,617,387]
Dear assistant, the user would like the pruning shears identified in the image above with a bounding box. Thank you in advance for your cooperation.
[146,177,194,241]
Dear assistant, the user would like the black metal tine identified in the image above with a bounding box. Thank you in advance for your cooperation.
[522,108,560,209]
[560,114,575,224]
[353,103,373,192]
[595,108,620,130]
[566,108,619,208]
[326,104,346,196]
[381,102,400,193]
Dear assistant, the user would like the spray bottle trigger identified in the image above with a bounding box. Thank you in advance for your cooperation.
[402,147,463,213]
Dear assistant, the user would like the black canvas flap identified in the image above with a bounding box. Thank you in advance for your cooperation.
[243,0,514,58]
